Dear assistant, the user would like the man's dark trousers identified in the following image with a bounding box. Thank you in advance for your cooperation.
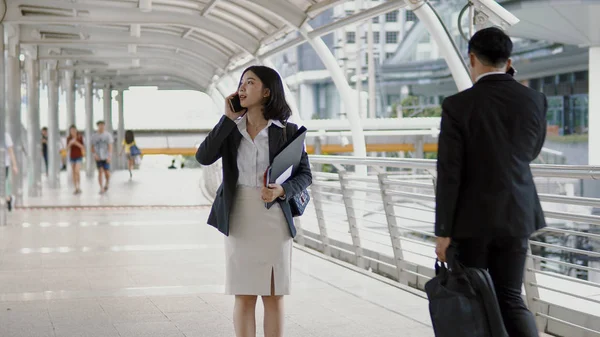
[453,237,539,337]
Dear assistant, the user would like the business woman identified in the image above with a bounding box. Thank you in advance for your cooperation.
[196,66,312,337]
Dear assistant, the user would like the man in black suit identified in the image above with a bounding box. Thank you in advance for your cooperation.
[434,27,547,337]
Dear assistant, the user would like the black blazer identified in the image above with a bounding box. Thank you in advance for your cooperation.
[196,115,312,237]
[435,73,547,238]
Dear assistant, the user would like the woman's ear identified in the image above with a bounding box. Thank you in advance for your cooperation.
[263,88,271,98]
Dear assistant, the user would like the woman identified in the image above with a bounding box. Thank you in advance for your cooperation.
[66,125,84,194]
[120,130,137,178]
[196,66,312,337]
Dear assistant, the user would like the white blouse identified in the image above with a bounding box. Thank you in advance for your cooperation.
[236,114,284,187]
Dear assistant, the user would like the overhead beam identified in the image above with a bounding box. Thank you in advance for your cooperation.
[5,1,259,53]
[41,54,213,81]
[19,26,229,68]
[201,0,220,16]
[138,0,152,12]
[182,28,194,39]
[238,0,307,28]
[70,66,208,90]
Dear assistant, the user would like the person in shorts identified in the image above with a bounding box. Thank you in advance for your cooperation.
[91,121,113,193]
[66,125,84,194]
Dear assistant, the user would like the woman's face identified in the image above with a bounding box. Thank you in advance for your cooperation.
[238,71,270,109]
[70,128,77,137]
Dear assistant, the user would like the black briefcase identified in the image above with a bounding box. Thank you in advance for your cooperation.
[424,253,508,337]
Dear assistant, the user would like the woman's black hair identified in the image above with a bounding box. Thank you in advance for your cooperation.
[239,66,292,123]
[125,130,135,144]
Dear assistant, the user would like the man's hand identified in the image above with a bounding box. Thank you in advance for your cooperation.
[435,237,452,262]
[106,156,111,163]
[94,154,99,161]
[11,166,19,175]
[261,184,284,203]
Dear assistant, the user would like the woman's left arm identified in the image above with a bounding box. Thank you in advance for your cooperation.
[280,150,312,201]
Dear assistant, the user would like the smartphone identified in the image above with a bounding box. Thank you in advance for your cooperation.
[506,66,517,77]
[228,94,245,113]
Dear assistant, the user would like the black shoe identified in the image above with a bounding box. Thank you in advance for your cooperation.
[7,196,12,212]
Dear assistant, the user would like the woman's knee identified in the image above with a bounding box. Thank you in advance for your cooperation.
[261,295,283,308]
[235,295,258,307]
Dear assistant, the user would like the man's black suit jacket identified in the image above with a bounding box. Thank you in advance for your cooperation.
[196,115,312,237]
[435,73,548,238]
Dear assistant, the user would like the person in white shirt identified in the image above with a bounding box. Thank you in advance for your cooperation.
[196,66,312,337]
[4,133,18,211]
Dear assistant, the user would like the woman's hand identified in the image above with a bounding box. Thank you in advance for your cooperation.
[261,184,285,203]
[224,93,245,121]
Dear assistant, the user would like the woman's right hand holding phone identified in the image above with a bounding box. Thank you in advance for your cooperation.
[225,93,244,121]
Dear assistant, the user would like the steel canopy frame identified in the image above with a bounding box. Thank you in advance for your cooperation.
[2,0,474,160]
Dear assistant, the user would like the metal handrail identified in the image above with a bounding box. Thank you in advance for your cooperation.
[300,155,600,337]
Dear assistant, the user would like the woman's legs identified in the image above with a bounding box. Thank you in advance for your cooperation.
[262,270,284,337]
[72,161,81,192]
[234,295,257,337]
[128,156,134,178]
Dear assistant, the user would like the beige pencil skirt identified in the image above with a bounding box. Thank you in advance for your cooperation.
[225,186,292,296]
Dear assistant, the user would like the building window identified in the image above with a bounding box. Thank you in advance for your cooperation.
[385,31,398,44]
[385,11,398,22]
[372,16,379,23]
[385,52,394,60]
[345,10,354,16]
[373,31,380,44]
[406,11,417,22]
[346,32,356,44]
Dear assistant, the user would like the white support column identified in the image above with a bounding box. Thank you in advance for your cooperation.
[367,20,376,118]
[589,46,600,166]
[25,53,41,197]
[116,90,125,169]
[0,24,7,226]
[356,0,364,119]
[47,62,60,188]
[299,24,367,161]
[588,46,600,284]
[405,0,472,92]
[103,87,115,168]
[65,60,76,187]
[84,75,94,178]
[6,25,23,205]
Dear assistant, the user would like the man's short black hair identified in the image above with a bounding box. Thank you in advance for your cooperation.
[96,121,105,126]
[41,127,47,131]
[468,27,513,68]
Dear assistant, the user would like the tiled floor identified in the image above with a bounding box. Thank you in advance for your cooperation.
[0,169,434,337]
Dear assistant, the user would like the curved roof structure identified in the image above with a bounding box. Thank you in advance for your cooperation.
[2,0,343,91]
[503,0,600,47]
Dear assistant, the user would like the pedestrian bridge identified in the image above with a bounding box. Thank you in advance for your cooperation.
[2,156,597,337]
[1,0,599,336]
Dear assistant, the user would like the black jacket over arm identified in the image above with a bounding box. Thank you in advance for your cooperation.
[435,74,547,238]
[196,115,312,237]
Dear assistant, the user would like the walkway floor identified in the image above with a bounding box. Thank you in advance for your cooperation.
[1,169,434,337]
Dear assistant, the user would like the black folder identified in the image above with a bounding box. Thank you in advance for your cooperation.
[264,126,307,209]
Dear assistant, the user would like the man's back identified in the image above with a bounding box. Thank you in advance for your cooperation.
[435,73,547,238]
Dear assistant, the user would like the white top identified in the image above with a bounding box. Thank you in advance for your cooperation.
[475,71,506,83]
[236,114,284,187]
[4,133,13,167]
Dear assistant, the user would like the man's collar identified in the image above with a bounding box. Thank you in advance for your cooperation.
[475,71,507,83]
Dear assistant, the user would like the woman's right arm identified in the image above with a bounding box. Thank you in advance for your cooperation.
[196,94,245,166]
[195,116,237,165]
